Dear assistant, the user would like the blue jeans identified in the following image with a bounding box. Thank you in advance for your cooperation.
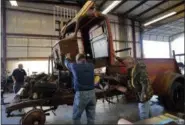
[138,101,151,120]
[73,89,96,125]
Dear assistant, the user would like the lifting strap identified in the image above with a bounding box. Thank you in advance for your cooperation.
[131,65,136,88]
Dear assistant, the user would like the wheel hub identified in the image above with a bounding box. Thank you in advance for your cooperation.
[33,121,39,125]
[21,109,45,125]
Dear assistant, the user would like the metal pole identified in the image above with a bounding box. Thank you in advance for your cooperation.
[172,50,176,59]
[131,20,136,58]
[1,0,7,76]
[169,37,172,58]
[51,54,54,75]
[48,56,50,74]
[139,22,144,58]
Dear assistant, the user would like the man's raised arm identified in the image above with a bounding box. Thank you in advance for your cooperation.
[64,53,73,71]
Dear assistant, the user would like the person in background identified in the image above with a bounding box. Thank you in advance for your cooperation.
[12,64,27,94]
[65,53,96,125]
[114,56,153,120]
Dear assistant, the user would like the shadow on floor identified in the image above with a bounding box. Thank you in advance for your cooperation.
[1,94,164,124]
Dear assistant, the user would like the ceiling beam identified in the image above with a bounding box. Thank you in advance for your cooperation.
[170,31,184,38]
[144,33,170,37]
[164,25,184,30]
[121,0,149,16]
[144,9,185,32]
[143,1,185,22]
[15,0,81,7]
[111,0,128,13]
[7,33,59,39]
[6,8,53,16]
[135,0,168,18]
[170,31,184,40]
[147,27,182,34]
[97,0,107,10]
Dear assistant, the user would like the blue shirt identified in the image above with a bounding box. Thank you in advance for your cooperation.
[64,59,95,91]
[12,68,27,83]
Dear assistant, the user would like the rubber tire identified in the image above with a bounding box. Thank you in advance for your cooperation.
[171,81,184,112]
[159,81,184,112]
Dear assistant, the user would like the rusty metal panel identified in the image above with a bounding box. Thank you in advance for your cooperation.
[58,39,79,57]
[141,58,180,83]
[53,38,79,62]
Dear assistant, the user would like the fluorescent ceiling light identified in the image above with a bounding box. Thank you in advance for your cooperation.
[144,11,176,26]
[102,1,121,14]
[9,0,18,6]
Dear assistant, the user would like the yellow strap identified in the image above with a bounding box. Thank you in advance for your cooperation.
[131,65,136,88]
[158,115,169,120]
[73,1,94,21]
[164,113,179,120]
[94,75,100,85]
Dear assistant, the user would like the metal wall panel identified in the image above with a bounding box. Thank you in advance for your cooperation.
[127,26,133,42]
[28,39,52,47]
[7,47,28,57]
[135,27,140,42]
[6,4,78,59]
[136,43,141,58]
[143,34,169,42]
[6,1,79,14]
[110,22,119,41]
[28,48,51,57]
[7,37,55,58]
[6,11,56,35]
[128,43,134,57]
[7,37,28,46]
[110,17,142,58]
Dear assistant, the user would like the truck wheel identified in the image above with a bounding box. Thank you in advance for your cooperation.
[159,81,184,112]
[21,109,46,125]
[171,81,184,112]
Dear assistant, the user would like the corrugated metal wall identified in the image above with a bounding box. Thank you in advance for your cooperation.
[5,2,78,74]
[5,1,143,74]
[6,11,55,35]
[6,9,58,74]
[110,17,142,58]
[7,37,56,58]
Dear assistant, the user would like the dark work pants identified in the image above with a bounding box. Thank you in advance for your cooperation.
[13,82,24,94]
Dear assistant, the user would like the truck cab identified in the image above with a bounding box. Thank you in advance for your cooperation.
[53,11,115,69]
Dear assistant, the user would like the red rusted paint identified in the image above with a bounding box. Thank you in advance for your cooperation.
[114,58,181,96]
[141,58,180,83]
[105,17,115,66]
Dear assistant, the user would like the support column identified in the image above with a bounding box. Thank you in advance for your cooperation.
[139,22,144,58]
[131,20,136,58]
[1,0,7,76]
[169,37,172,58]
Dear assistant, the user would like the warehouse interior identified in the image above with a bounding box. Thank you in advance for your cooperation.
[1,0,185,125]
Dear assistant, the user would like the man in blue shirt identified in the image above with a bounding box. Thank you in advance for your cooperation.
[12,64,27,94]
[65,53,96,125]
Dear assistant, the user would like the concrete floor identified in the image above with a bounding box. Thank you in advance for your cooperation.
[1,93,164,124]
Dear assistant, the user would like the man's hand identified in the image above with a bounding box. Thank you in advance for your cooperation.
[65,53,71,59]
[143,94,146,99]
[115,85,127,93]
[140,93,147,102]
[12,76,16,84]
[24,76,27,82]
